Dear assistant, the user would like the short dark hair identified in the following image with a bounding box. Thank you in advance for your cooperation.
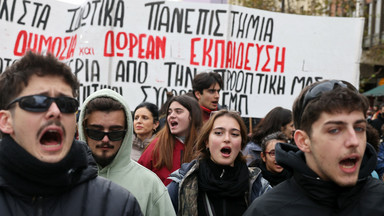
[260,131,288,152]
[0,51,79,110]
[133,102,159,122]
[292,80,369,136]
[192,71,223,97]
[82,97,126,128]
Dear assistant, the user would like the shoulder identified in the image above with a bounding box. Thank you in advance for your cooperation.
[245,179,307,215]
[129,161,166,188]
[84,176,143,214]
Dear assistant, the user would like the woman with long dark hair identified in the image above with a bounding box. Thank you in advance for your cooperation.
[138,94,202,185]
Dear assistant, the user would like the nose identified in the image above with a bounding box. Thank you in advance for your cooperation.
[224,132,230,143]
[214,90,220,98]
[101,133,110,142]
[45,102,61,119]
[345,127,359,147]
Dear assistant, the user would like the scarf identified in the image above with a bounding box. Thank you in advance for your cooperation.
[198,158,249,197]
[259,162,291,186]
[0,135,89,196]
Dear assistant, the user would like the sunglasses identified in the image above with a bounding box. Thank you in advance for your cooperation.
[85,128,126,141]
[6,95,79,113]
[297,80,357,127]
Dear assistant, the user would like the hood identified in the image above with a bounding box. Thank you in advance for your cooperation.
[78,89,133,173]
[275,142,378,180]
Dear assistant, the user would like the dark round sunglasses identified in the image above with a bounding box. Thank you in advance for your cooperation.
[6,95,79,113]
[85,128,126,141]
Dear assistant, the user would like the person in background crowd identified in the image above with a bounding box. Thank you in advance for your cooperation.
[158,91,174,130]
[374,124,384,179]
[167,110,271,216]
[243,106,295,166]
[249,131,292,186]
[138,94,203,185]
[78,89,175,216]
[244,80,384,215]
[371,104,380,120]
[131,102,159,161]
[192,71,224,123]
[0,51,142,215]
[369,103,384,137]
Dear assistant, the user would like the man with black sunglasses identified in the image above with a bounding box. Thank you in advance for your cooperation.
[78,89,175,216]
[0,51,142,215]
[244,80,384,215]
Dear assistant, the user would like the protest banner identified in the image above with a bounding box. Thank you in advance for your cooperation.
[0,0,364,117]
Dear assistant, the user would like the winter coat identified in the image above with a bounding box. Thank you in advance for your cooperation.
[243,143,384,216]
[78,89,175,216]
[0,136,142,216]
[138,137,185,186]
[243,141,262,166]
[167,159,271,216]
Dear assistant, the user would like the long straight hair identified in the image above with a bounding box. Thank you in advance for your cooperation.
[152,94,202,170]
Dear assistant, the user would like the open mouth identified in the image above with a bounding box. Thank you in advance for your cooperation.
[221,147,231,156]
[340,157,358,169]
[40,129,62,147]
[170,121,178,127]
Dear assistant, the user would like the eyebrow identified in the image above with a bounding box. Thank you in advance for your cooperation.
[213,127,240,131]
[323,119,367,126]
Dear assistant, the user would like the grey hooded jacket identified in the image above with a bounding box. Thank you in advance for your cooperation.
[78,89,175,216]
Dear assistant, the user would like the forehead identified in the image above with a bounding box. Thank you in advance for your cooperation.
[19,75,72,97]
[207,83,221,90]
[313,110,365,127]
[213,115,240,129]
[87,110,125,125]
[169,101,186,109]
[135,107,151,116]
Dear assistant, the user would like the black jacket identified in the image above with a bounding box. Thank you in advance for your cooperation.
[0,135,143,216]
[243,142,384,216]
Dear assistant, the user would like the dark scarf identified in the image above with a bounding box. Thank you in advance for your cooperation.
[198,158,249,197]
[198,158,249,216]
[0,135,90,196]
[259,162,291,187]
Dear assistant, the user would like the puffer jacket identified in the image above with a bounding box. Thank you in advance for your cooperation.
[167,159,271,216]
[78,89,175,216]
[243,143,384,216]
[0,136,142,216]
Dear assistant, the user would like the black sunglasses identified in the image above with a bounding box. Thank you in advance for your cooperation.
[85,128,126,141]
[297,80,357,127]
[6,95,79,113]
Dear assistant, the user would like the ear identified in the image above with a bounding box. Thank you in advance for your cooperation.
[0,110,14,134]
[294,130,311,153]
[153,121,160,130]
[260,152,266,162]
[194,91,202,101]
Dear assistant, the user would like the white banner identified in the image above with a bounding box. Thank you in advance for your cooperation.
[0,0,364,118]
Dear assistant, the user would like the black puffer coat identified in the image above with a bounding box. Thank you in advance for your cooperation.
[0,136,142,216]
[244,143,384,216]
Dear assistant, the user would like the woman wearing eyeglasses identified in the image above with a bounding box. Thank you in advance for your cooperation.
[138,94,203,186]
[131,102,160,161]
[167,110,271,216]
[252,131,292,187]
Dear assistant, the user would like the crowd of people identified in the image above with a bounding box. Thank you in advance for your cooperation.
[0,51,383,215]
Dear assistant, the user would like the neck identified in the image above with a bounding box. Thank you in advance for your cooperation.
[137,132,152,141]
